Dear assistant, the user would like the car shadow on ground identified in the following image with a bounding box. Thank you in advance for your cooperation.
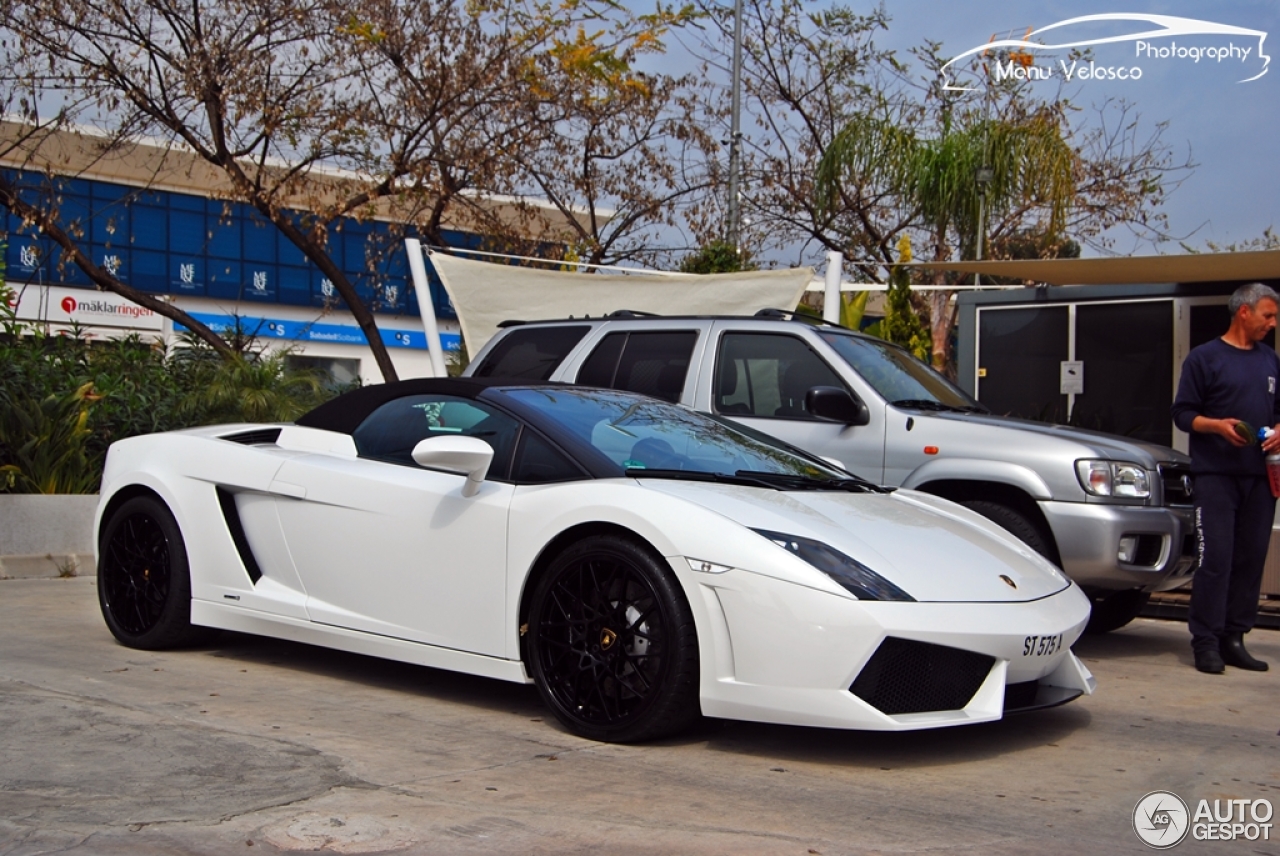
[201,630,548,715]
[197,629,1093,767]
[680,705,1092,769]
[1072,619,1193,664]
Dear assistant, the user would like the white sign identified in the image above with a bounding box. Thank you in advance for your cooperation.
[11,284,163,331]
[1060,360,1084,396]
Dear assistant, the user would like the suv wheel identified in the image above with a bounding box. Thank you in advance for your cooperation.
[1085,589,1152,634]
[959,500,1054,562]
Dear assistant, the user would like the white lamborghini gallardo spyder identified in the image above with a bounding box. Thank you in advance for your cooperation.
[95,378,1095,742]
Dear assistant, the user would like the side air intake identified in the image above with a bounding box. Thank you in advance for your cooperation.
[216,488,263,584]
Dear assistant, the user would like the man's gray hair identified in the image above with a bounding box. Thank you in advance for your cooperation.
[1229,282,1280,315]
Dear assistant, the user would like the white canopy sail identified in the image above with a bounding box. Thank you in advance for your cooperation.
[428,251,813,356]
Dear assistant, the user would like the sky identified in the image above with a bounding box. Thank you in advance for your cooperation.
[872,0,1279,256]
[662,0,1279,261]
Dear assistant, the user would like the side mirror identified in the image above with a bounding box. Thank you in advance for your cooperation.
[806,386,870,426]
[411,435,494,497]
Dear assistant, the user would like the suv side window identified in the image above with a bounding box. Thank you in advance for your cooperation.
[471,325,591,380]
[716,332,847,419]
[576,330,697,403]
[353,394,519,479]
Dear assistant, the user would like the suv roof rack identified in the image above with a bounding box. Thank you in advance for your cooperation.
[605,309,662,318]
[754,307,849,329]
[494,309,857,329]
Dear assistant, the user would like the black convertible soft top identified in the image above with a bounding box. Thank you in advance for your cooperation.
[294,377,565,436]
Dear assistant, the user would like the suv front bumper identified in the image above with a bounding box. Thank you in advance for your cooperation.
[1038,500,1196,592]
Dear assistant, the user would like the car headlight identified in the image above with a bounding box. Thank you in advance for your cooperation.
[1075,460,1151,499]
[751,529,915,601]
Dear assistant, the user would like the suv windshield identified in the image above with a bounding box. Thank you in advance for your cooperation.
[818,331,982,410]
[499,386,876,487]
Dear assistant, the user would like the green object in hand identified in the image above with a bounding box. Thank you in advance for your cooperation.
[1235,421,1257,444]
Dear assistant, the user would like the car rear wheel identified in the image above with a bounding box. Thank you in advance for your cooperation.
[98,495,209,649]
[527,535,700,743]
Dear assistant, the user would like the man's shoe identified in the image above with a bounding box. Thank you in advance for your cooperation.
[1221,634,1269,671]
[1195,648,1225,674]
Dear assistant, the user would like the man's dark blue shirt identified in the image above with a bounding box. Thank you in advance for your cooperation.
[1171,337,1280,475]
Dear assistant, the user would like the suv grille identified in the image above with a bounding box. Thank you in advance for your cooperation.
[1158,463,1193,506]
[850,637,995,715]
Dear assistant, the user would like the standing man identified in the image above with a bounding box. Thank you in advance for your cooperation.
[1172,282,1280,674]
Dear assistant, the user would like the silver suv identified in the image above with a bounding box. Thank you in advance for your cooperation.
[465,310,1196,631]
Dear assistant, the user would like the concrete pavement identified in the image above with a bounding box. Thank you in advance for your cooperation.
[1,576,1277,855]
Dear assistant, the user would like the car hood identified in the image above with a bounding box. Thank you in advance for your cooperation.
[639,480,1071,603]
[914,410,1190,469]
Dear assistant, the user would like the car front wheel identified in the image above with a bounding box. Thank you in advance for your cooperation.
[527,535,700,743]
[98,495,209,649]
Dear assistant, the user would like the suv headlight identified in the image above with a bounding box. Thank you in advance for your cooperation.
[1076,460,1150,499]
[751,529,915,601]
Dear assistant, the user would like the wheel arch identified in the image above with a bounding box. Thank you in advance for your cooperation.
[96,483,168,550]
[914,479,1063,567]
[516,521,669,657]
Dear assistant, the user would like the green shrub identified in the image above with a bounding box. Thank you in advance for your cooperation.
[0,382,99,494]
[0,286,340,493]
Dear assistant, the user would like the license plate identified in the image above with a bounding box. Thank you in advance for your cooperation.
[1022,633,1063,657]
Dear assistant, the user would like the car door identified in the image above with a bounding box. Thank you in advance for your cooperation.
[707,326,889,481]
[272,394,518,656]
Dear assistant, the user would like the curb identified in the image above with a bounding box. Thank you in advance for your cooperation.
[0,553,96,580]
[0,495,97,580]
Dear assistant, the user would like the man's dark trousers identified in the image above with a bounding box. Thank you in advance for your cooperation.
[1190,473,1275,652]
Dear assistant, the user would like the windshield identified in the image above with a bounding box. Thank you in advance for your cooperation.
[818,331,981,409]
[498,387,859,482]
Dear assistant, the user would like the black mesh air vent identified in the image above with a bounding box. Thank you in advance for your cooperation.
[850,637,995,715]
[1003,680,1039,711]
[222,427,282,446]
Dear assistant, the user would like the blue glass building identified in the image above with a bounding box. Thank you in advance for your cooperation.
[2,169,464,322]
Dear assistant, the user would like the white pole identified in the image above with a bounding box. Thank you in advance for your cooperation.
[727,0,745,251]
[405,238,448,378]
[823,251,843,323]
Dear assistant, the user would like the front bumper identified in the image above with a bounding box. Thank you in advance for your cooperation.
[1038,500,1196,592]
[686,569,1095,732]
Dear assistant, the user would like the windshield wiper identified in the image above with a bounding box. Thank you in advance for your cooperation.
[890,398,987,414]
[734,470,890,493]
[623,468,768,488]
[624,468,889,493]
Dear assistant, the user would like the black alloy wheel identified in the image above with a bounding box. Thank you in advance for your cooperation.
[98,495,206,649]
[527,535,699,743]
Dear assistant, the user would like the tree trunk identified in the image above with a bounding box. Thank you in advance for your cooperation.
[928,288,957,378]
[263,207,399,383]
[928,233,956,376]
